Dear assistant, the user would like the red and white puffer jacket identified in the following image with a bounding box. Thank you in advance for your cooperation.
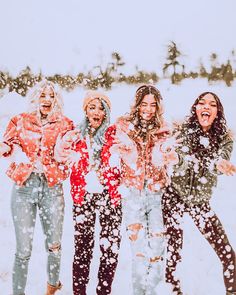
[69,125,122,206]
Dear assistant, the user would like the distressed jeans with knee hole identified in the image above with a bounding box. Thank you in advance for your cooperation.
[123,188,166,295]
[11,172,64,295]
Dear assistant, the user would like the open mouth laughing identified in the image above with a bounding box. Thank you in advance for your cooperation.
[141,112,154,120]
[89,116,103,128]
[41,102,52,109]
[196,106,217,131]
[40,102,53,116]
[201,111,211,123]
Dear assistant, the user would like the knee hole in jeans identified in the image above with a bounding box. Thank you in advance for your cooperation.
[127,223,143,242]
[48,242,61,254]
[136,252,145,258]
[16,252,31,261]
[149,256,164,263]
[150,231,166,238]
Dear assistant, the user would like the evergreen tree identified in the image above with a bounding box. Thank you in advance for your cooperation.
[163,41,184,84]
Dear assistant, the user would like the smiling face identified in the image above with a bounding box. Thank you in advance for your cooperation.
[195,93,218,131]
[39,85,55,117]
[138,94,157,121]
[86,98,106,129]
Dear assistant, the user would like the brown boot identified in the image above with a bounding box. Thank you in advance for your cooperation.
[172,284,183,295]
[45,281,62,295]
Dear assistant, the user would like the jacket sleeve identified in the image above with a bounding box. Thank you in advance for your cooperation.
[174,132,234,175]
[54,134,73,163]
[218,134,233,161]
[2,116,21,157]
[100,125,122,177]
[54,117,75,163]
[213,133,234,175]
[61,117,75,136]
[100,125,122,205]
[171,128,191,173]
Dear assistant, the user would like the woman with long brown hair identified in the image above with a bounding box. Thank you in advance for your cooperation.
[162,91,236,295]
[111,85,178,295]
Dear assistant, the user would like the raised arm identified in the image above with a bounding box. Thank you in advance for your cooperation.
[0,116,21,157]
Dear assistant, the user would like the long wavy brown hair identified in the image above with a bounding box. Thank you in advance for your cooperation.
[183,91,228,159]
[123,84,165,142]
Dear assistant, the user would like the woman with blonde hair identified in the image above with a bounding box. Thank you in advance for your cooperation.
[0,80,73,295]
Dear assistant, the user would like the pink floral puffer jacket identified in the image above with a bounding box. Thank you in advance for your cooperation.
[3,111,74,187]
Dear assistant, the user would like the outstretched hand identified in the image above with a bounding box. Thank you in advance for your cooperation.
[216,158,236,176]
[0,142,11,157]
[152,132,181,167]
[152,143,179,167]
[111,128,134,154]
[110,128,138,168]
[159,131,182,153]
[60,129,81,151]
[54,129,80,163]
[163,149,179,166]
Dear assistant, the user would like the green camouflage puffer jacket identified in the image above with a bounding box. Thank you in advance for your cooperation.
[170,126,233,205]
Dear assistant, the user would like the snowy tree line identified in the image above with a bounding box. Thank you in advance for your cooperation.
[1,42,236,97]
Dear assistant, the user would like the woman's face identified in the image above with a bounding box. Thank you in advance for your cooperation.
[86,98,106,129]
[39,85,55,117]
[139,94,157,121]
[196,93,218,131]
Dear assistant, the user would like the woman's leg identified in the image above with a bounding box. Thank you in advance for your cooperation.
[38,180,65,287]
[123,189,148,295]
[190,203,236,293]
[162,188,185,294]
[11,176,38,295]
[72,193,96,295]
[145,191,166,295]
[96,192,122,295]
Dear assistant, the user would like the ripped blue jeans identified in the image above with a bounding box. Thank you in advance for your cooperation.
[123,188,166,295]
[11,172,64,295]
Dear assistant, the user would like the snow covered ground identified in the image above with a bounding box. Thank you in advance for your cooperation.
[0,79,236,294]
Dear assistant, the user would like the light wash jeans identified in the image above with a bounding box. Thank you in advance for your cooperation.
[11,172,64,295]
[123,188,166,295]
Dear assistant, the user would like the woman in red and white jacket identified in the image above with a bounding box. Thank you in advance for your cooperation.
[0,80,74,295]
[55,91,122,295]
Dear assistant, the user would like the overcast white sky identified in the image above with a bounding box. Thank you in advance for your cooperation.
[1,0,236,75]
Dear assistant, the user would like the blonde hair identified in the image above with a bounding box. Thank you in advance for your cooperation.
[27,80,64,115]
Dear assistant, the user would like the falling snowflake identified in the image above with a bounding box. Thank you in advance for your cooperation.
[199,136,209,148]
